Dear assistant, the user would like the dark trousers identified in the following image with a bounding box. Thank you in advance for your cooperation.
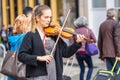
[76,54,93,80]
[3,42,9,51]
[106,57,120,73]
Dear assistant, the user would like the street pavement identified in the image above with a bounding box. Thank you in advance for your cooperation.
[0,54,106,80]
[63,54,106,80]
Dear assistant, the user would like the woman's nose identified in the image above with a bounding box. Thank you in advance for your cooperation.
[48,18,51,22]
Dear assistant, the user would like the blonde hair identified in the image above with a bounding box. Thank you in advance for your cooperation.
[14,14,31,34]
[31,5,38,32]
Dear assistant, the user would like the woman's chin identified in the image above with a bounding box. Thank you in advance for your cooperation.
[45,25,49,27]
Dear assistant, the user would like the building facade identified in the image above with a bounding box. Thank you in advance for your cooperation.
[63,0,120,39]
[1,0,120,40]
[0,0,81,29]
[88,0,120,39]
[0,0,61,29]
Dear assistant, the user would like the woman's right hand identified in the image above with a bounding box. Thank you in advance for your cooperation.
[37,55,53,63]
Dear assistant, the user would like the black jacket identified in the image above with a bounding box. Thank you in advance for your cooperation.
[18,29,82,80]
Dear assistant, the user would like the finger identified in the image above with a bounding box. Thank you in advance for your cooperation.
[79,35,82,38]
[79,35,84,40]
[46,59,50,63]
[49,55,53,59]
[47,56,52,60]
[82,35,85,38]
[47,56,53,61]
[46,58,52,64]
[77,34,79,38]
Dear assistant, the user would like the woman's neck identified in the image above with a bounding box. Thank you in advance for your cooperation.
[37,26,45,33]
[37,26,45,40]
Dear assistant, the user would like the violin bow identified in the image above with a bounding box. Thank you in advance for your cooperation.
[50,9,71,56]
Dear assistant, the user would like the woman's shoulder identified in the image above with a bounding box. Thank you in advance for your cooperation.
[26,31,35,36]
[85,27,93,32]
[24,31,33,39]
[24,31,39,40]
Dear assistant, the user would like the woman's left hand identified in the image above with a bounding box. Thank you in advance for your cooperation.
[76,34,84,43]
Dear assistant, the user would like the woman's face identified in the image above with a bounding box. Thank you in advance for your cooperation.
[38,9,52,28]
[13,20,22,34]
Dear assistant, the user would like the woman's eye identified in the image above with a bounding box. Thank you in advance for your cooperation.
[44,16,51,19]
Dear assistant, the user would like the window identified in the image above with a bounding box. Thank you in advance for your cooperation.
[115,0,120,7]
[62,0,78,27]
[92,0,106,8]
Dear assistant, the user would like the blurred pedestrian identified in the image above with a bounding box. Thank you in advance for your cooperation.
[8,25,13,36]
[18,5,84,80]
[70,16,96,80]
[23,6,33,32]
[0,25,9,51]
[23,6,33,20]
[117,9,120,23]
[7,14,31,80]
[98,8,120,72]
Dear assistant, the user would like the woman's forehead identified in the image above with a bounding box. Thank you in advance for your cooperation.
[42,9,52,15]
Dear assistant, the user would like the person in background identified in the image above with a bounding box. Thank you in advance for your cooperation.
[117,9,120,23]
[8,25,13,36]
[23,6,33,32]
[98,8,120,72]
[7,14,31,80]
[0,25,9,51]
[18,5,84,80]
[70,16,96,80]
[23,6,33,20]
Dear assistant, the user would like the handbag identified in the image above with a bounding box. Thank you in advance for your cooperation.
[0,38,27,80]
[85,29,98,56]
[85,42,98,56]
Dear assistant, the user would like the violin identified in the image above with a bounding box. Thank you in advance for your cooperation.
[44,22,74,38]
[44,22,93,43]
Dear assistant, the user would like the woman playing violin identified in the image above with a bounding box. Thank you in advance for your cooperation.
[18,5,84,80]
